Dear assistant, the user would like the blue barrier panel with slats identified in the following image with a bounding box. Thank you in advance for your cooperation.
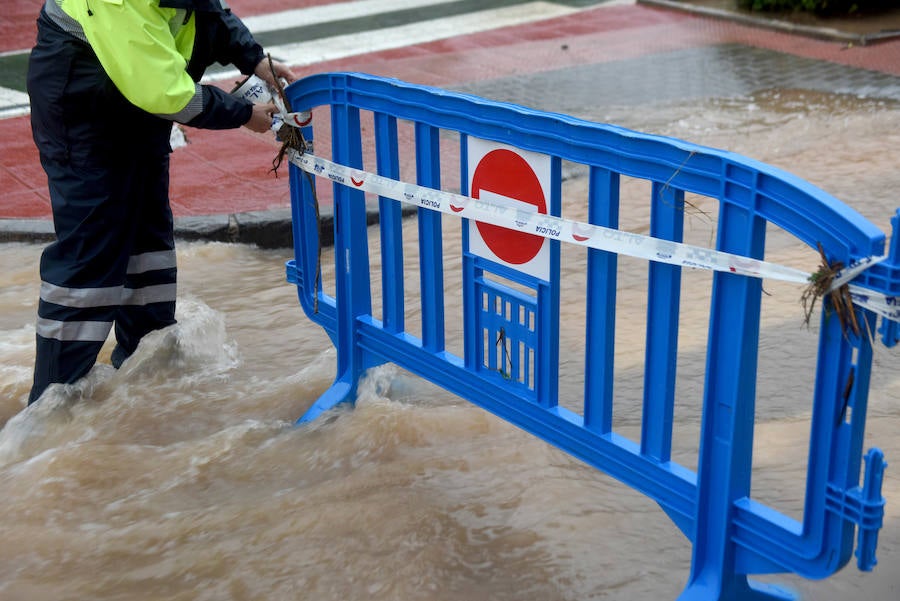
[283,72,897,600]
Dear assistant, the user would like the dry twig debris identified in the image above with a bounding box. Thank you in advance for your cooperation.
[800,242,860,338]
[266,54,306,176]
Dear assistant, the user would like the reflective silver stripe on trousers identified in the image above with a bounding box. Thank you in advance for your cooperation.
[121,283,177,306]
[41,281,124,308]
[40,282,177,308]
[127,250,177,274]
[36,317,112,342]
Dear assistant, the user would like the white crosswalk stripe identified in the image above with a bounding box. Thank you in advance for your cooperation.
[0,87,29,118]
[1,0,593,115]
[240,0,459,33]
[204,2,579,81]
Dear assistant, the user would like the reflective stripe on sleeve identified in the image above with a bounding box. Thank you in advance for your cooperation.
[158,83,204,124]
[45,0,87,42]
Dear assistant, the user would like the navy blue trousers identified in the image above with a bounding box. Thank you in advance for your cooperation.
[29,152,177,404]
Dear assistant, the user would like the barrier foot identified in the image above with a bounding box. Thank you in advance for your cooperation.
[296,375,356,424]
[677,576,797,601]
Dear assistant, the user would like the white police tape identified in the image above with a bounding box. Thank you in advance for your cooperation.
[287,150,899,323]
[284,111,313,128]
[231,74,313,132]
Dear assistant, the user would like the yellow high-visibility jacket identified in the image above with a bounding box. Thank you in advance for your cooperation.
[57,0,202,116]
[30,0,265,160]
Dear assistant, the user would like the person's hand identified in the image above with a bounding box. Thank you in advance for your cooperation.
[243,102,278,133]
[254,57,296,88]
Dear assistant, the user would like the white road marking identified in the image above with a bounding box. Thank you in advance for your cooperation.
[3,1,593,114]
[0,87,30,117]
[206,1,579,81]
[241,0,459,33]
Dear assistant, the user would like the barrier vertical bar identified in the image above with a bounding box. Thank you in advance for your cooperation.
[296,99,372,423]
[288,119,337,333]
[681,204,779,600]
[584,166,620,434]
[375,112,405,334]
[460,135,478,371]
[536,157,562,409]
[416,122,445,352]
[834,310,876,565]
[642,182,685,462]
[877,211,900,346]
[333,102,372,372]
[805,302,874,570]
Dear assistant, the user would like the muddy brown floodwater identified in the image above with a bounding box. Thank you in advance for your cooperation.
[0,90,898,600]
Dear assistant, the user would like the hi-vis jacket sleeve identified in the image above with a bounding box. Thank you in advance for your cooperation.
[63,0,202,117]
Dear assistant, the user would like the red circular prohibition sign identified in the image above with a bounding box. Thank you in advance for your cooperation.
[471,149,547,265]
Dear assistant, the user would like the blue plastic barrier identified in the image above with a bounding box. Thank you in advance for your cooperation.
[284,73,897,600]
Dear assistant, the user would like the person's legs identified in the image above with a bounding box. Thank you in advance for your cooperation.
[113,154,178,367]
[29,154,140,404]
[26,9,177,404]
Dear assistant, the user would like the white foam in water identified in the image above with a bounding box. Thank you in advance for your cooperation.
[0,297,240,466]
[0,378,101,467]
[113,297,240,378]
[0,325,37,406]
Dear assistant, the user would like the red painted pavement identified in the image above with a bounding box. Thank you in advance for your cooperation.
[2,2,898,222]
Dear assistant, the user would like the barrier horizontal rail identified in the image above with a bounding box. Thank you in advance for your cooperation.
[287,149,899,324]
[283,72,896,600]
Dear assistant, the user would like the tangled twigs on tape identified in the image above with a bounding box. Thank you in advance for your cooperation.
[267,54,305,177]
[801,242,860,338]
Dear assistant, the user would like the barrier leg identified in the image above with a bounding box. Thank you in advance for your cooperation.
[296,371,357,424]
[677,576,796,601]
